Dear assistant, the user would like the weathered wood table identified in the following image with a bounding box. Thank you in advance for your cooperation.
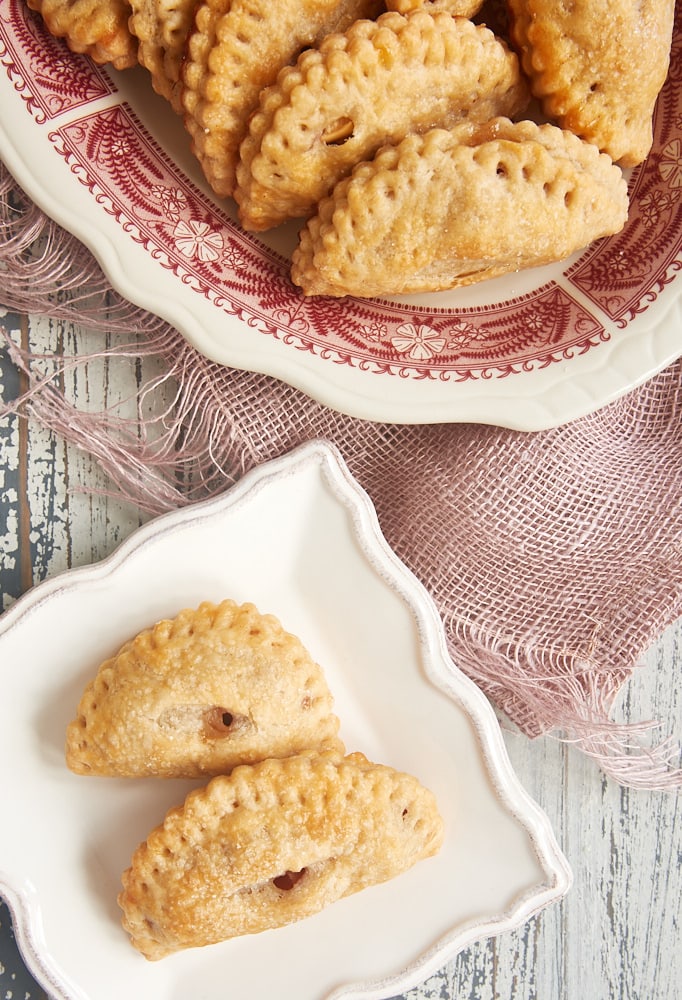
[1,309,680,1000]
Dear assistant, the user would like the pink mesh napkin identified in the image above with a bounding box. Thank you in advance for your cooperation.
[1,160,681,789]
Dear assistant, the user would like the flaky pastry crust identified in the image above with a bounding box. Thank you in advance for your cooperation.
[129,0,199,112]
[26,0,138,68]
[181,0,384,198]
[506,0,674,166]
[291,118,629,297]
[235,11,530,231]
[118,751,444,958]
[65,599,343,777]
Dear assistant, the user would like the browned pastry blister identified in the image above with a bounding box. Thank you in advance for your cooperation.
[128,0,199,112]
[181,0,384,199]
[118,751,444,959]
[234,11,530,232]
[65,599,343,777]
[506,0,675,167]
[26,0,138,69]
[290,118,630,298]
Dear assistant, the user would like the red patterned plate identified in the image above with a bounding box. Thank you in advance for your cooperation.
[0,0,680,427]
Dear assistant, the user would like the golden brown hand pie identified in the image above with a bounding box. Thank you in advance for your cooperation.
[506,0,675,167]
[235,11,530,232]
[26,0,138,69]
[65,599,343,777]
[118,751,444,958]
[128,0,199,112]
[291,118,629,297]
[181,0,384,198]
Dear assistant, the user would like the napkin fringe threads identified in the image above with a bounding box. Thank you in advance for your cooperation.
[1,160,681,790]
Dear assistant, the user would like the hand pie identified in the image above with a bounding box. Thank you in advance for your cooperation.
[291,118,629,297]
[26,0,138,69]
[506,0,675,166]
[128,0,199,112]
[118,751,444,958]
[65,599,343,777]
[235,11,530,231]
[181,0,384,198]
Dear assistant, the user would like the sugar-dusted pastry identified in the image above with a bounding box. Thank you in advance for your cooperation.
[26,0,138,69]
[181,0,384,198]
[506,0,675,167]
[65,599,343,777]
[129,0,199,112]
[291,118,629,297]
[118,751,444,958]
[235,11,530,232]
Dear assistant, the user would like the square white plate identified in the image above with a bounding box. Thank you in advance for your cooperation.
[0,441,570,999]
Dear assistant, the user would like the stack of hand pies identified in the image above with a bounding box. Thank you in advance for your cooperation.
[65,599,444,959]
[27,0,675,296]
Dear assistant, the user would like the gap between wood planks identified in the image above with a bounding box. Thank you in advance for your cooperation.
[17,312,33,594]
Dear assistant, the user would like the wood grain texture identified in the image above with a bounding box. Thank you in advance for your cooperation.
[0,310,680,1000]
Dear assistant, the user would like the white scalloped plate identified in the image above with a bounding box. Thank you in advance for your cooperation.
[0,442,571,1000]
[0,0,680,428]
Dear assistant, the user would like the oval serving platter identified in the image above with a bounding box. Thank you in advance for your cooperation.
[0,0,679,427]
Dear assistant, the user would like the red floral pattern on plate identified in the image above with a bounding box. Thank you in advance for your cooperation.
[49,103,608,379]
[1,0,681,382]
[0,0,112,123]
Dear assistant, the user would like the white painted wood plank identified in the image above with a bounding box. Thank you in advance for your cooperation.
[0,310,163,1000]
[399,624,681,1000]
[0,311,23,611]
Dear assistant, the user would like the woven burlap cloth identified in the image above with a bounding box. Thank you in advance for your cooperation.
[1,161,681,789]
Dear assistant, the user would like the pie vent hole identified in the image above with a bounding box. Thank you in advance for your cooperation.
[203,706,242,737]
[322,117,354,145]
[272,868,307,891]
